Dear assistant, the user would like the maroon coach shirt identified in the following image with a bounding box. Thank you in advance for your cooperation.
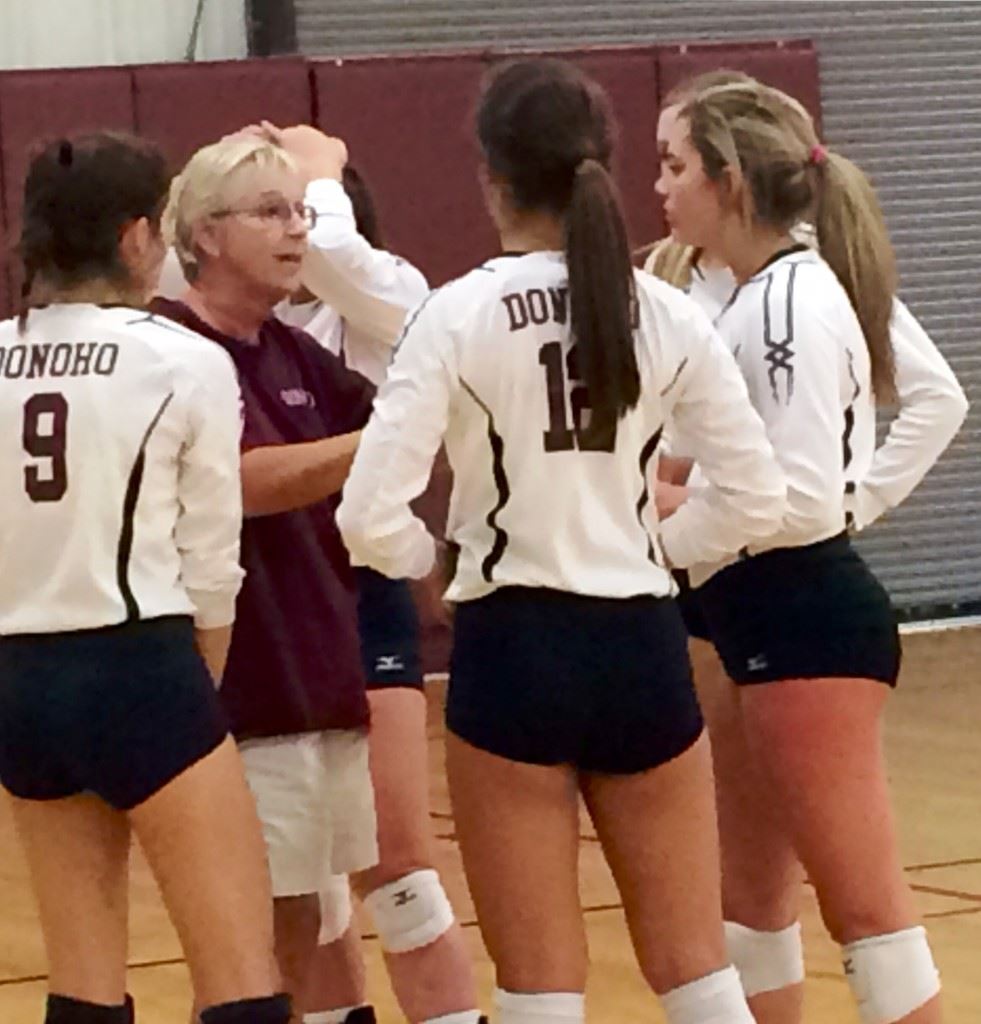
[152,299,374,739]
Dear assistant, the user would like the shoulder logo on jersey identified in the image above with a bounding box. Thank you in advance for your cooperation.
[761,267,798,404]
[280,387,316,409]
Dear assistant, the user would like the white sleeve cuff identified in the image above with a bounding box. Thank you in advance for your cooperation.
[187,589,240,630]
[848,484,889,532]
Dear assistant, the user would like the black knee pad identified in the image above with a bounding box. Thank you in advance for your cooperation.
[46,994,134,1024]
[200,994,292,1024]
[344,1008,377,1024]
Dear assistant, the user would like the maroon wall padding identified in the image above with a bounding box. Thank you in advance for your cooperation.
[312,54,497,288]
[0,209,10,321]
[657,41,822,130]
[547,47,663,246]
[0,66,135,315]
[132,58,312,170]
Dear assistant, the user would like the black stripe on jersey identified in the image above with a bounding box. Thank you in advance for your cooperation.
[713,284,743,328]
[762,263,798,403]
[117,392,175,621]
[842,348,862,471]
[659,357,689,397]
[392,287,442,357]
[459,377,511,582]
[635,426,664,565]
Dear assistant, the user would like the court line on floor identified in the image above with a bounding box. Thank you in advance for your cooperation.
[924,905,981,920]
[906,857,981,873]
[6,873,980,989]
[910,883,981,903]
[438,827,981,877]
[5,898,972,991]
[0,957,187,987]
[0,905,636,987]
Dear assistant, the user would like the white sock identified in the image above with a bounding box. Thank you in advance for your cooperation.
[304,1007,364,1024]
[660,967,754,1024]
[423,1012,482,1024]
[493,989,584,1024]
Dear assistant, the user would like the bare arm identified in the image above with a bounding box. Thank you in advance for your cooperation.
[241,431,361,517]
[194,624,233,686]
[657,454,695,485]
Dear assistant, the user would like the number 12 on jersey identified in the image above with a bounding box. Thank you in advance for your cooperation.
[538,342,615,453]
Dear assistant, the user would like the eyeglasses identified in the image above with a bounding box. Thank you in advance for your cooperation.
[212,199,317,231]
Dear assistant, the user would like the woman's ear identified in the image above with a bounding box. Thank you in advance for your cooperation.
[718,162,754,225]
[191,217,222,262]
[119,216,163,276]
[118,216,152,264]
[479,165,512,231]
[119,216,166,297]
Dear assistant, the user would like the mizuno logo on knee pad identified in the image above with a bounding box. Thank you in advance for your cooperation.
[364,869,456,953]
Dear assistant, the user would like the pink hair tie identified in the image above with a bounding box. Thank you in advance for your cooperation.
[810,143,828,166]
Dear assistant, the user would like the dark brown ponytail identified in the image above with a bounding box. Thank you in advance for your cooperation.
[565,158,639,443]
[477,58,639,443]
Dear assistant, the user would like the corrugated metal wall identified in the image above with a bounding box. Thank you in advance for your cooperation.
[0,0,247,70]
[296,1,981,615]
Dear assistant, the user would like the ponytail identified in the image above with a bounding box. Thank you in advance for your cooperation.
[684,80,898,404]
[815,151,898,403]
[17,259,38,334]
[565,158,640,446]
[642,236,698,290]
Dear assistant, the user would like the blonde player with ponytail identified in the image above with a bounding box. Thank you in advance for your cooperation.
[655,77,956,1024]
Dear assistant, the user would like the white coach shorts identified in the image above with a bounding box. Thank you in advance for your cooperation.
[239,729,378,897]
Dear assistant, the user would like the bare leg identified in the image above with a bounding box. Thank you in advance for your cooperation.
[579,734,729,994]
[351,689,477,1022]
[10,793,130,1006]
[128,737,281,1009]
[691,639,805,1024]
[445,732,586,993]
[304,922,367,1016]
[272,895,322,1019]
[742,678,941,1024]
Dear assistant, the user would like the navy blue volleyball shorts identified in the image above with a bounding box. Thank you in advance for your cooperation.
[447,586,704,775]
[0,615,228,810]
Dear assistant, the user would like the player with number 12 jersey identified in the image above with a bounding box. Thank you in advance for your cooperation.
[341,250,785,601]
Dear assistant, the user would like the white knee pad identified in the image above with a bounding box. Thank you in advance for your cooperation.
[724,920,805,996]
[660,966,754,1024]
[363,868,455,953]
[843,926,940,1024]
[493,989,584,1024]
[317,874,353,945]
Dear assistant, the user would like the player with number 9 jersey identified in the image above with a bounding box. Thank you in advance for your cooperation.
[0,133,290,1024]
[0,304,243,636]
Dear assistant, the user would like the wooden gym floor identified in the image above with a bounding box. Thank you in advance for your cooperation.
[1,626,978,1022]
